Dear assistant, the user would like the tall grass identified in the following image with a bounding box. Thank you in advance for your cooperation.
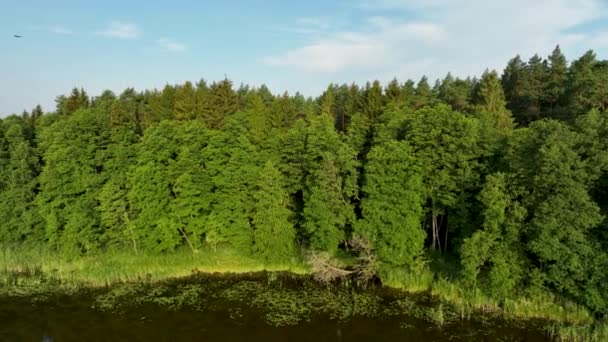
[0,245,308,287]
[545,322,608,342]
[378,266,596,327]
[2,245,605,341]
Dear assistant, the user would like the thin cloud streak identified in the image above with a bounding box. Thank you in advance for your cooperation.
[265,0,608,82]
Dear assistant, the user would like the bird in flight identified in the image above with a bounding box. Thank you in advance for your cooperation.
[13,35,22,38]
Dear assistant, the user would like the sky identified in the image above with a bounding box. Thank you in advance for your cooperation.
[1,0,608,115]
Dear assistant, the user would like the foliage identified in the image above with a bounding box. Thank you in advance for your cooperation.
[2,47,608,324]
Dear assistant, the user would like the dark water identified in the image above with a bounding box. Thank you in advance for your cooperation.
[0,273,550,342]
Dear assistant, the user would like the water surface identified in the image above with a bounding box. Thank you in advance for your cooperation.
[0,273,550,341]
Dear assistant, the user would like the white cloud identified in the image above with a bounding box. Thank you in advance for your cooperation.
[265,0,608,81]
[97,22,141,39]
[265,18,445,73]
[157,38,187,52]
[265,39,387,72]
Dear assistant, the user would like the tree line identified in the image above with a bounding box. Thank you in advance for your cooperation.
[1,46,607,316]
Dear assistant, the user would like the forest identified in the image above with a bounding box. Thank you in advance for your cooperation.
[1,46,608,318]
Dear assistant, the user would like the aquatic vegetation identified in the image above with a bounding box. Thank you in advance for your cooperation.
[545,322,608,342]
[1,248,604,341]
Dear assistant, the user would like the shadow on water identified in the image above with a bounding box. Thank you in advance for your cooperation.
[0,272,550,341]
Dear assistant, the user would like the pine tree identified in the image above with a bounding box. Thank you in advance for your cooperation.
[253,160,296,262]
[320,84,336,121]
[303,155,351,254]
[414,76,433,109]
[204,78,238,128]
[302,114,358,254]
[385,78,403,104]
[56,88,89,116]
[474,70,514,130]
[245,92,270,145]
[0,117,41,244]
[36,108,108,254]
[270,92,296,128]
[363,80,385,121]
[174,81,196,121]
[544,45,568,119]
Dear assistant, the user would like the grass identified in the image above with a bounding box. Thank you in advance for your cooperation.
[380,266,593,323]
[545,322,608,342]
[0,245,308,287]
[2,245,607,341]
[378,266,608,341]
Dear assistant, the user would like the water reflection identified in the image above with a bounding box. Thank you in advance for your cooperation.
[0,273,550,342]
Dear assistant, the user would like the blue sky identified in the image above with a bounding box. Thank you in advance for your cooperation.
[1,0,608,115]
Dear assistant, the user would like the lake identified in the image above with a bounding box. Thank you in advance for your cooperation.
[0,273,550,341]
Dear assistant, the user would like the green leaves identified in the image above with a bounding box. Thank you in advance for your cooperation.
[357,140,424,268]
[36,108,109,255]
[252,161,296,262]
[0,117,41,244]
[3,67,608,317]
[302,114,357,254]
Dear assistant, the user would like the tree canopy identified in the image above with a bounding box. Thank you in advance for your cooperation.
[2,47,608,316]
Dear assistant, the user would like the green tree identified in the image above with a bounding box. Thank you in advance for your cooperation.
[385,78,404,104]
[56,87,89,116]
[97,98,140,251]
[357,140,425,267]
[202,125,260,252]
[460,173,526,297]
[544,45,568,119]
[414,76,433,109]
[174,81,197,121]
[474,70,514,131]
[270,92,297,128]
[0,117,41,244]
[302,114,358,254]
[204,78,238,128]
[404,105,481,252]
[36,109,108,254]
[128,121,215,253]
[362,81,385,121]
[252,160,296,262]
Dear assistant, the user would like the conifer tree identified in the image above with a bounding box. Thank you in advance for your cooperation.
[204,78,238,128]
[36,108,108,254]
[253,160,296,262]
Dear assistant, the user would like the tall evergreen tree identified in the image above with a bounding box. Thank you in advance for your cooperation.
[0,117,41,243]
[174,81,197,121]
[204,78,238,128]
[544,45,568,119]
[36,109,108,254]
[253,161,296,262]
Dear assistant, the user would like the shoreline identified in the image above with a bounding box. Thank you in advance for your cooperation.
[2,247,606,341]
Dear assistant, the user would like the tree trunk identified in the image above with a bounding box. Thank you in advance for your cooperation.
[431,213,436,250]
[437,215,444,254]
[444,214,449,253]
[179,227,197,254]
[124,212,138,254]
